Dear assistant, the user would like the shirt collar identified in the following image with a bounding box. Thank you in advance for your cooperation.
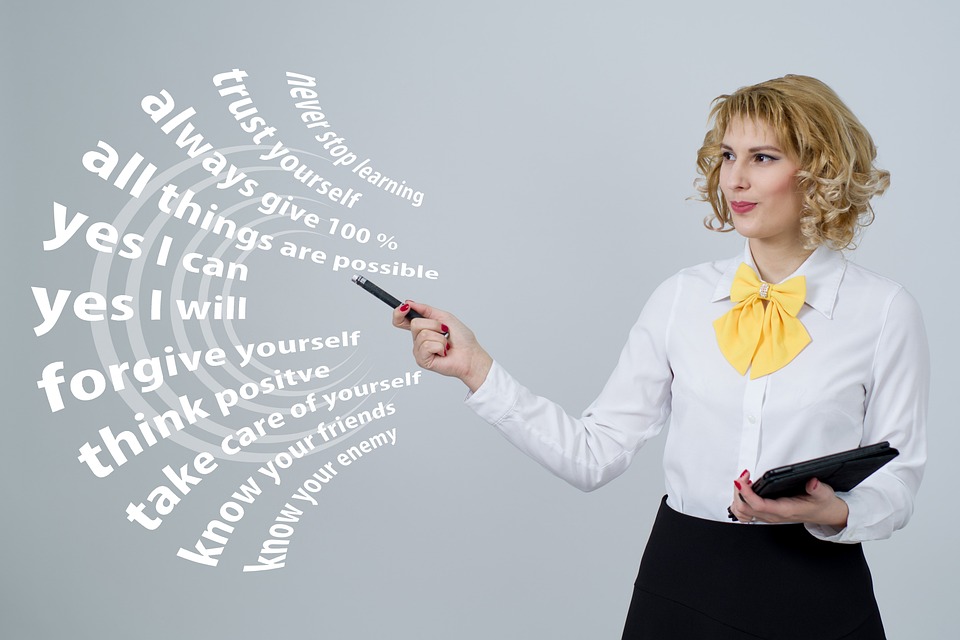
[711,242,846,319]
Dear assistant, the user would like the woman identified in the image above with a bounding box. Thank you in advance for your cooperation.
[392,75,928,639]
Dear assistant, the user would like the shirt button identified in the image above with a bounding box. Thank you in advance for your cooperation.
[747,415,757,424]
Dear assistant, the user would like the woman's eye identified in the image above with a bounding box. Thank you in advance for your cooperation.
[755,153,777,163]
[721,151,734,161]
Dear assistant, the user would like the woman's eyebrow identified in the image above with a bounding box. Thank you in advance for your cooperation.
[720,143,784,153]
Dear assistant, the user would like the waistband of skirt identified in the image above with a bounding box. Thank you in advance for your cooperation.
[632,495,877,640]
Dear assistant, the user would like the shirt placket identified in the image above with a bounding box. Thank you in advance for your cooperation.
[737,374,768,475]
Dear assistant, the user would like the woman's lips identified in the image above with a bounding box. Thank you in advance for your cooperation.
[730,201,757,214]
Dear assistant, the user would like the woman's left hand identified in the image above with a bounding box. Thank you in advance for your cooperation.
[728,470,849,528]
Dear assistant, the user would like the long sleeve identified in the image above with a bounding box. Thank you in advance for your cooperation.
[807,287,930,542]
[464,276,678,491]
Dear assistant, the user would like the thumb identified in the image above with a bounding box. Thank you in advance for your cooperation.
[805,477,825,497]
[406,300,447,321]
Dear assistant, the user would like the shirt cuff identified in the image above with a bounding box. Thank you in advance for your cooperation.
[464,360,521,426]
[804,493,855,543]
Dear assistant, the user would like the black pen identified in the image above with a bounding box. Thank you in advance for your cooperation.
[351,275,448,336]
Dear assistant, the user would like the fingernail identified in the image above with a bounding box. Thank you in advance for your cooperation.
[441,324,449,333]
[740,469,748,478]
[446,343,452,351]
[746,479,752,485]
[734,480,742,490]
[399,304,410,312]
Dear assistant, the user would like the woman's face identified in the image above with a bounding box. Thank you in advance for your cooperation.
[720,117,804,248]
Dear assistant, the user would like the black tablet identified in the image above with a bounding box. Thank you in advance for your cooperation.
[751,441,899,500]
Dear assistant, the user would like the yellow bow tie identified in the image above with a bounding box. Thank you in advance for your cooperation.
[713,263,811,379]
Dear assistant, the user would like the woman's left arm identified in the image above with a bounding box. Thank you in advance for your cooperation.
[731,287,930,540]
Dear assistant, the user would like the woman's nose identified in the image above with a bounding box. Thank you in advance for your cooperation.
[723,161,748,191]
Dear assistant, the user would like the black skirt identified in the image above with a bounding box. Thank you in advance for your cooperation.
[621,497,885,640]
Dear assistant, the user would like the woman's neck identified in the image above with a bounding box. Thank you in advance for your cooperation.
[748,238,815,283]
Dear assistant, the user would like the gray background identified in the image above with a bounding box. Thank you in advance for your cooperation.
[3,1,957,638]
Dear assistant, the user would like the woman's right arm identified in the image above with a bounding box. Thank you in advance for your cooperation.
[391,300,493,392]
[392,278,678,491]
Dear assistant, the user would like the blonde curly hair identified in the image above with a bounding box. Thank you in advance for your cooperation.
[696,75,890,250]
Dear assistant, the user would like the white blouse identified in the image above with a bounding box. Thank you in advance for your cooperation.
[465,244,929,543]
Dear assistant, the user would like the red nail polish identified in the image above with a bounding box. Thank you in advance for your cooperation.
[740,469,748,478]
[446,343,452,351]
[399,304,410,312]
[746,479,752,485]
[734,480,742,490]
[441,324,449,333]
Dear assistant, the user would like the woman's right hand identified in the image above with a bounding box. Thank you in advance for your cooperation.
[392,300,493,393]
